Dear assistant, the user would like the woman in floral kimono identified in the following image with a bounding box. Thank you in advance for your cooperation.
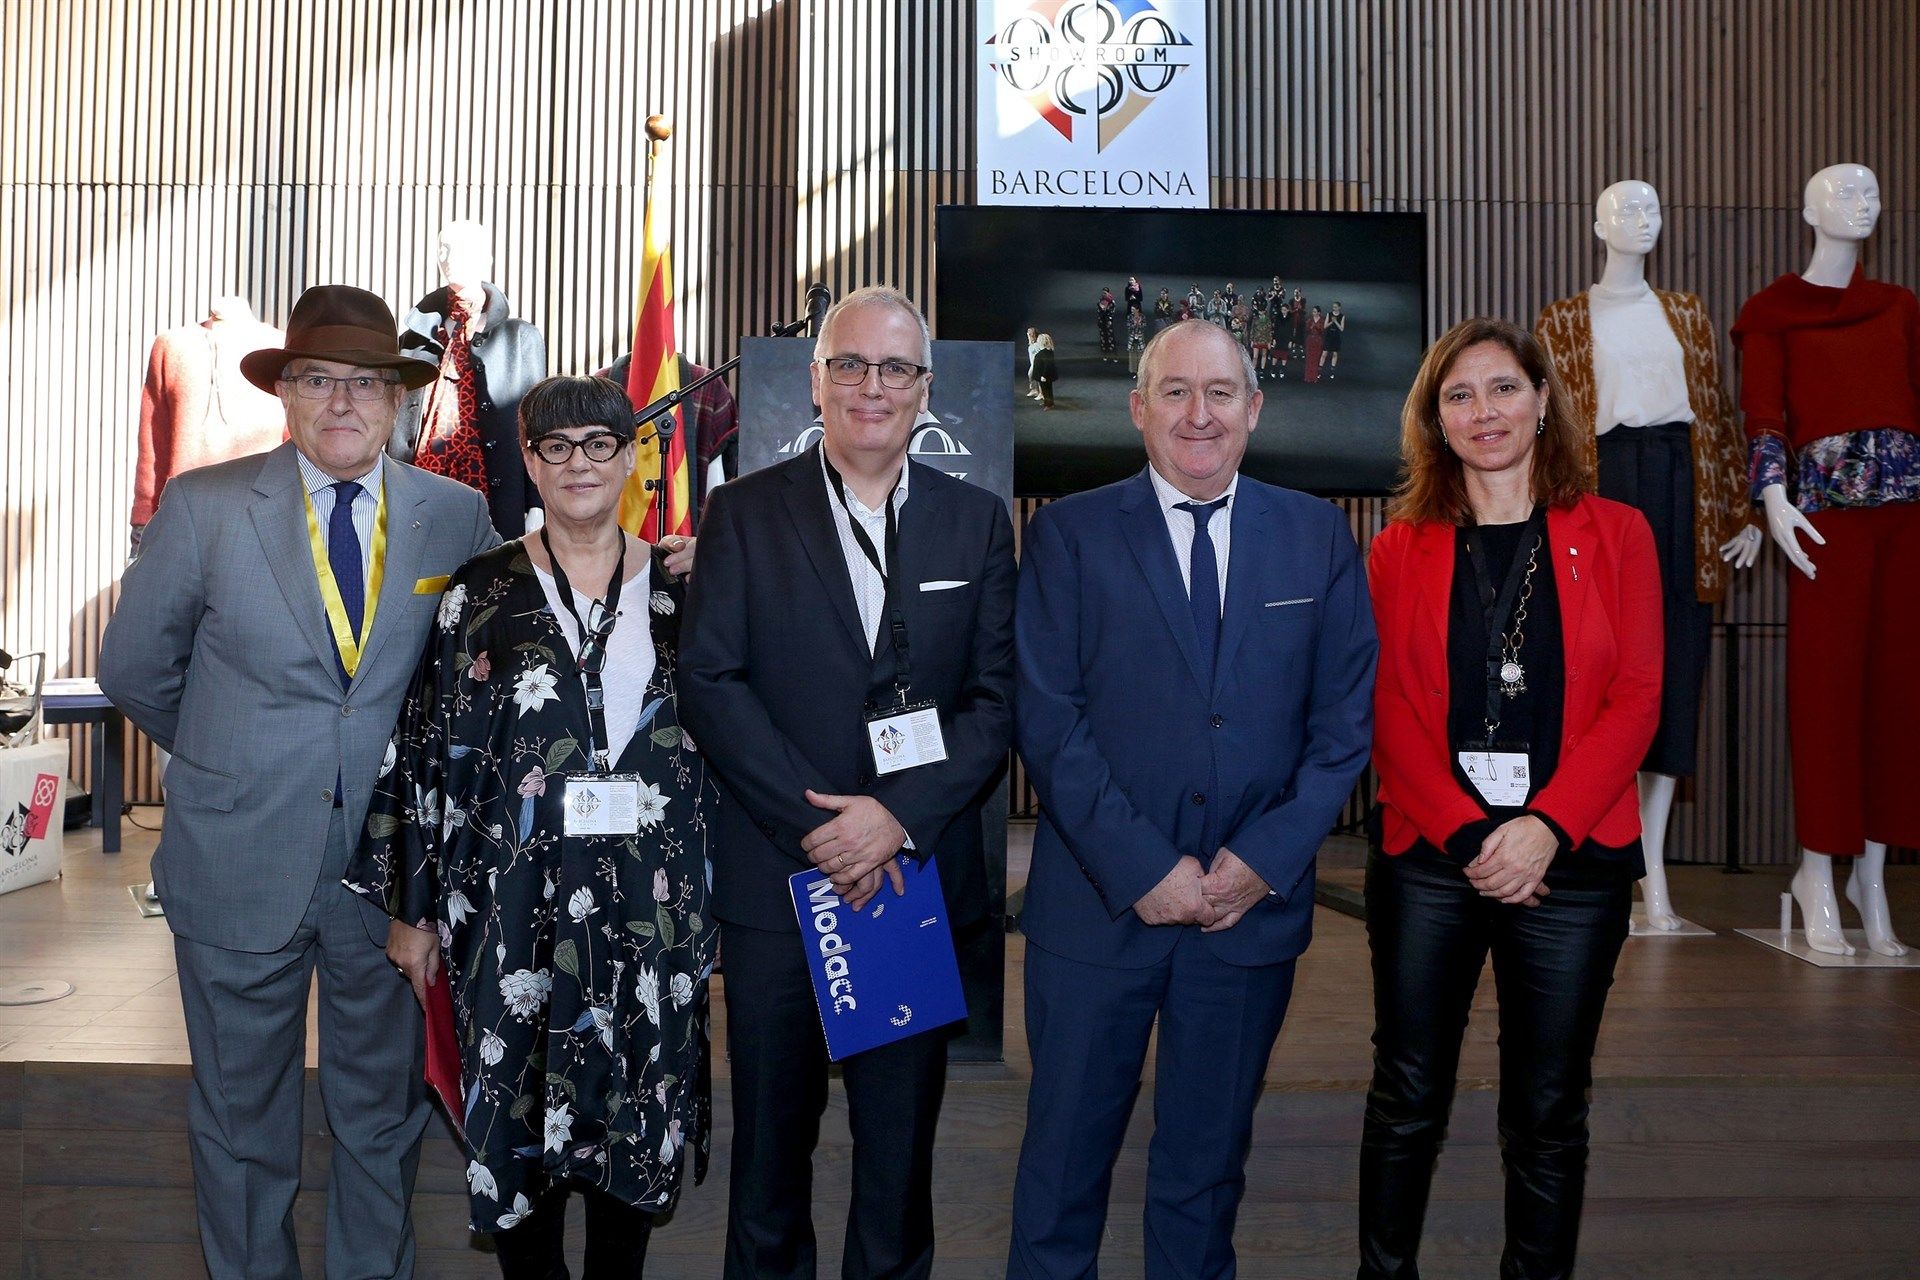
[348,375,713,1278]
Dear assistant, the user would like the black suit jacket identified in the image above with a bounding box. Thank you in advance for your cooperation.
[678,444,1016,933]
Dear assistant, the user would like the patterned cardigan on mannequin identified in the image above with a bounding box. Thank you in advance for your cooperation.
[1536,289,1752,603]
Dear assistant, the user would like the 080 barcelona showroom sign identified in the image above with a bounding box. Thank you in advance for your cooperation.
[977,0,1209,208]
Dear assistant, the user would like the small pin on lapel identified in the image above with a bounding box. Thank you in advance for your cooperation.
[412,521,422,530]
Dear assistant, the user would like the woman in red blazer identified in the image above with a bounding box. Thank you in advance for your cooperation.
[1358,318,1662,1280]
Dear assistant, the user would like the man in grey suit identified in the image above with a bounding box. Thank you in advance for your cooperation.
[100,285,500,1279]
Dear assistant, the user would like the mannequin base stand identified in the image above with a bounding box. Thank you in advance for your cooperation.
[1628,907,1712,937]
[1737,921,1920,969]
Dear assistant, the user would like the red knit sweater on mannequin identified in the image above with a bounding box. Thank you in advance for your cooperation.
[1731,267,1920,448]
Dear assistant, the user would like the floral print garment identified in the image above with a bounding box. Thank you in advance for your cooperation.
[1749,427,1920,512]
[345,540,716,1232]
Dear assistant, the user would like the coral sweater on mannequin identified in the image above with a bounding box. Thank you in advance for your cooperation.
[133,319,287,525]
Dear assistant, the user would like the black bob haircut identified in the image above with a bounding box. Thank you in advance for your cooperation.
[518,375,636,444]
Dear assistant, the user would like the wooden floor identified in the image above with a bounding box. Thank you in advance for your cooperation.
[4,818,1919,1278]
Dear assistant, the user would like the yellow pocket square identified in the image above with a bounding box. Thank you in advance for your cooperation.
[413,575,452,595]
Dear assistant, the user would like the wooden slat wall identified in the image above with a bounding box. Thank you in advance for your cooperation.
[4,0,1914,864]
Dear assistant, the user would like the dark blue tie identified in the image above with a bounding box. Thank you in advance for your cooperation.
[328,481,365,686]
[1175,498,1227,672]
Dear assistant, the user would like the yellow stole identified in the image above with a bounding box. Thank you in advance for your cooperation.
[302,480,390,679]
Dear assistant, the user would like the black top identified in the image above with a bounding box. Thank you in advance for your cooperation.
[1426,516,1644,877]
[1447,519,1563,777]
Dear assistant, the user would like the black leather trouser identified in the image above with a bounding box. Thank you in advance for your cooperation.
[1356,847,1630,1280]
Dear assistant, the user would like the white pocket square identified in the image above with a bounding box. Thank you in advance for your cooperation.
[1264,597,1315,607]
[920,579,969,591]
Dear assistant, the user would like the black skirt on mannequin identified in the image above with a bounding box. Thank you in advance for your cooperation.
[1595,422,1710,777]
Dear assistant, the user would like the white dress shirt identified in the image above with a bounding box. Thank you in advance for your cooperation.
[821,446,912,654]
[1147,463,1237,612]
[1588,282,1695,433]
[296,448,383,581]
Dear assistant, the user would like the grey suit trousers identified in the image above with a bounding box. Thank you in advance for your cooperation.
[173,810,429,1280]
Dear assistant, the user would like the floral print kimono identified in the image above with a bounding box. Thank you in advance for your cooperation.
[345,540,715,1232]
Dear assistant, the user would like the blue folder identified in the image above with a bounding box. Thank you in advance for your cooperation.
[787,854,968,1060]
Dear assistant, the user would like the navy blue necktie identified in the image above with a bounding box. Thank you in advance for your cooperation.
[328,481,365,685]
[1175,497,1228,671]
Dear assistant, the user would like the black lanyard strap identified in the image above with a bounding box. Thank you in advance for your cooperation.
[1463,505,1544,743]
[822,453,913,697]
[540,527,627,773]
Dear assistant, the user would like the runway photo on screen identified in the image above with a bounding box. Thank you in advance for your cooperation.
[937,205,1427,495]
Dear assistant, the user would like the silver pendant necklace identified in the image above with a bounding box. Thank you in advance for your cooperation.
[1498,537,1540,698]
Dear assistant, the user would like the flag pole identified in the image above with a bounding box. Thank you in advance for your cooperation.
[645,112,669,186]
[641,115,677,538]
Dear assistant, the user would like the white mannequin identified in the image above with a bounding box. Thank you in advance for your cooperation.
[206,294,254,323]
[1758,164,1905,958]
[436,218,493,331]
[1588,180,1762,929]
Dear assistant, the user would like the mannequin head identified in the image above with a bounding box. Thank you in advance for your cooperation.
[1593,180,1663,257]
[1802,163,1880,241]
[436,219,493,294]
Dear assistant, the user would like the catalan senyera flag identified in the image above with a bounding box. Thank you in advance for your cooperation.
[618,166,691,540]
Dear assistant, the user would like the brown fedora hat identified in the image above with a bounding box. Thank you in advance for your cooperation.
[240,285,438,394]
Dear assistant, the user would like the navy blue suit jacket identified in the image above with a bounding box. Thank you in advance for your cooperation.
[1015,468,1377,969]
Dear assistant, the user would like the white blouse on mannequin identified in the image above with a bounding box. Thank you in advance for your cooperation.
[1588,281,1694,433]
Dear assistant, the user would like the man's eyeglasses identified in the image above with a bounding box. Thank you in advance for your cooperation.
[529,432,626,465]
[817,356,929,390]
[281,373,401,402]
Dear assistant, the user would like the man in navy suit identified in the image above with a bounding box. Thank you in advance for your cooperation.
[1007,319,1377,1279]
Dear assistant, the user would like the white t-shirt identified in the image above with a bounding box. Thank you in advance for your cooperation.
[533,562,657,768]
[1588,282,1695,433]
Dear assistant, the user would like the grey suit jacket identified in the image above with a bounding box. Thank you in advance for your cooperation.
[100,442,500,952]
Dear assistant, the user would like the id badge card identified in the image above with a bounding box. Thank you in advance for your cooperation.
[865,700,948,776]
[562,772,642,837]
[1455,745,1531,808]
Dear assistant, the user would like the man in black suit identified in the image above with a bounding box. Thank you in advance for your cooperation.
[679,286,1017,1280]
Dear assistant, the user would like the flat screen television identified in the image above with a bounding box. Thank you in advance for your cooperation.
[934,205,1426,497]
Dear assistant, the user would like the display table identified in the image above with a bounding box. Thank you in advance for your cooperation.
[42,680,124,853]
[0,740,67,895]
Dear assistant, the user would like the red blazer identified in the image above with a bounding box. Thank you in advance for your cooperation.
[1368,495,1662,855]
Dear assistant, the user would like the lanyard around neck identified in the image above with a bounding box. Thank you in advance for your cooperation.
[302,481,388,680]
[822,452,912,696]
[541,527,627,773]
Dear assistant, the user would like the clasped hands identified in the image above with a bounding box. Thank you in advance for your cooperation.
[1465,814,1557,906]
[802,789,908,911]
[1133,849,1269,933]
